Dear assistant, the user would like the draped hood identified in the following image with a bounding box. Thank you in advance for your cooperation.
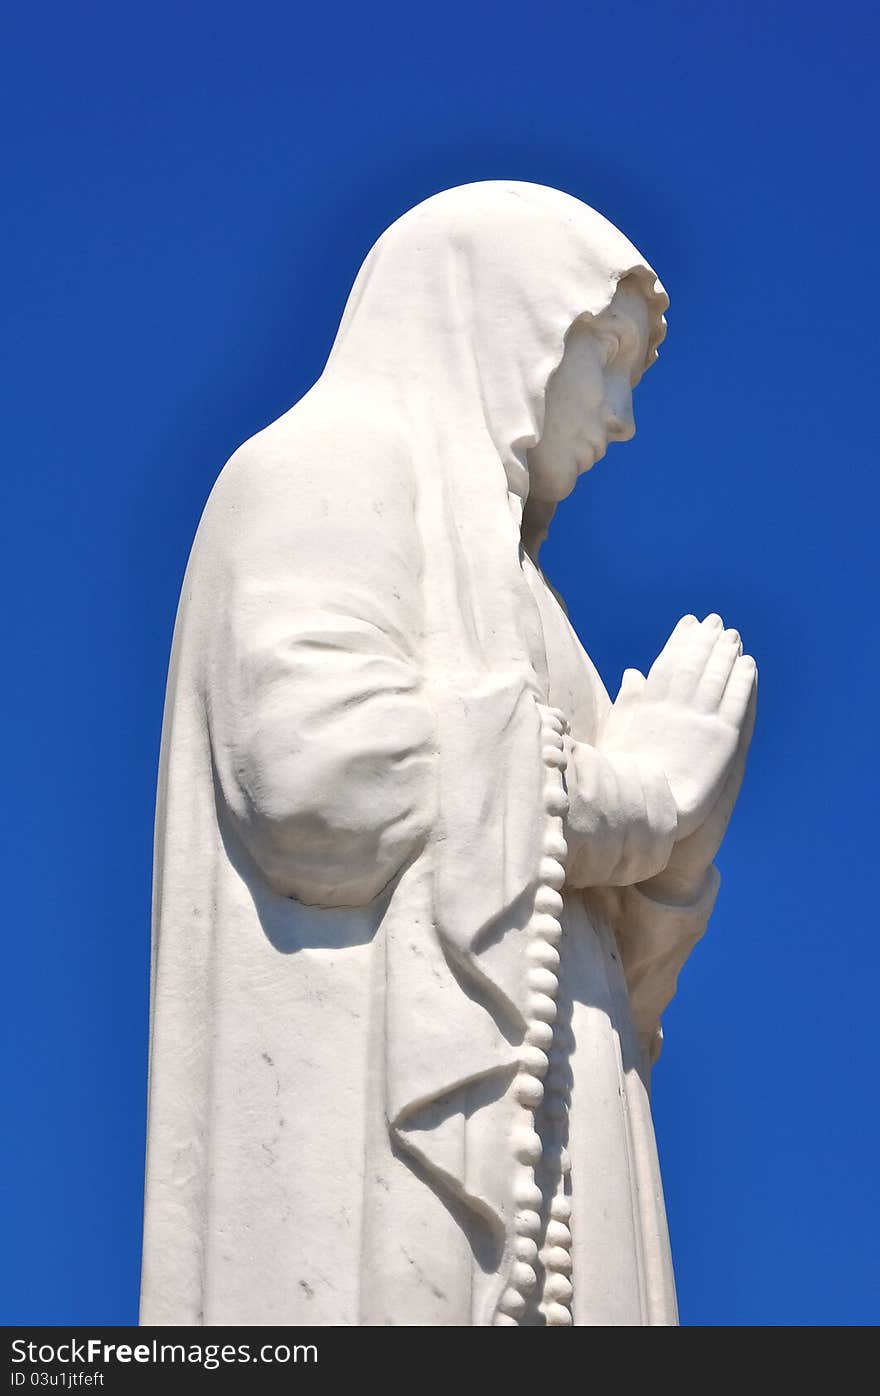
[326,181,667,502]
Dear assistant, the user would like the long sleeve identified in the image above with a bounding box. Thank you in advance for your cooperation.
[202,426,436,908]
[592,867,720,1064]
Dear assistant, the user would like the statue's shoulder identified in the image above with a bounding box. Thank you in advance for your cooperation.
[195,385,414,557]
[219,385,411,500]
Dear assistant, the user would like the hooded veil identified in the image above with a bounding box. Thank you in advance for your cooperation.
[141,183,698,1328]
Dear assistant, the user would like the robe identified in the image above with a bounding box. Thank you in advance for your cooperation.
[140,181,718,1327]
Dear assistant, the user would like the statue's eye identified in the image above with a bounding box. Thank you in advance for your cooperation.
[600,332,620,367]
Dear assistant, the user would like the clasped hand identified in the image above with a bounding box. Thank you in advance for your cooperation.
[601,614,757,852]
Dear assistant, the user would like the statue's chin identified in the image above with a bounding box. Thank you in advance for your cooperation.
[527,440,602,503]
[533,479,576,505]
[580,442,605,475]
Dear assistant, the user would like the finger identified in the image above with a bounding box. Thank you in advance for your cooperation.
[738,679,757,749]
[719,654,757,729]
[707,698,754,829]
[695,627,742,711]
[708,678,757,814]
[721,713,751,803]
[647,614,699,689]
[668,613,726,703]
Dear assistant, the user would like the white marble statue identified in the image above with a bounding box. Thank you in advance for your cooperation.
[140,181,756,1327]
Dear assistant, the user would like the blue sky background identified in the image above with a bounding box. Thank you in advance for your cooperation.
[2,1,878,1325]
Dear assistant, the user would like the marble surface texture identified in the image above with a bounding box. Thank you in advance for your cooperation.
[140,182,756,1326]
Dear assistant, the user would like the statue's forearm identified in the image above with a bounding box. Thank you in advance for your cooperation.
[597,867,721,1065]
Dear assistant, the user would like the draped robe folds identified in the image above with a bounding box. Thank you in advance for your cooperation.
[141,182,719,1327]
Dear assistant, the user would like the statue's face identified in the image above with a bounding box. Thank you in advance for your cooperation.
[526,280,652,503]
